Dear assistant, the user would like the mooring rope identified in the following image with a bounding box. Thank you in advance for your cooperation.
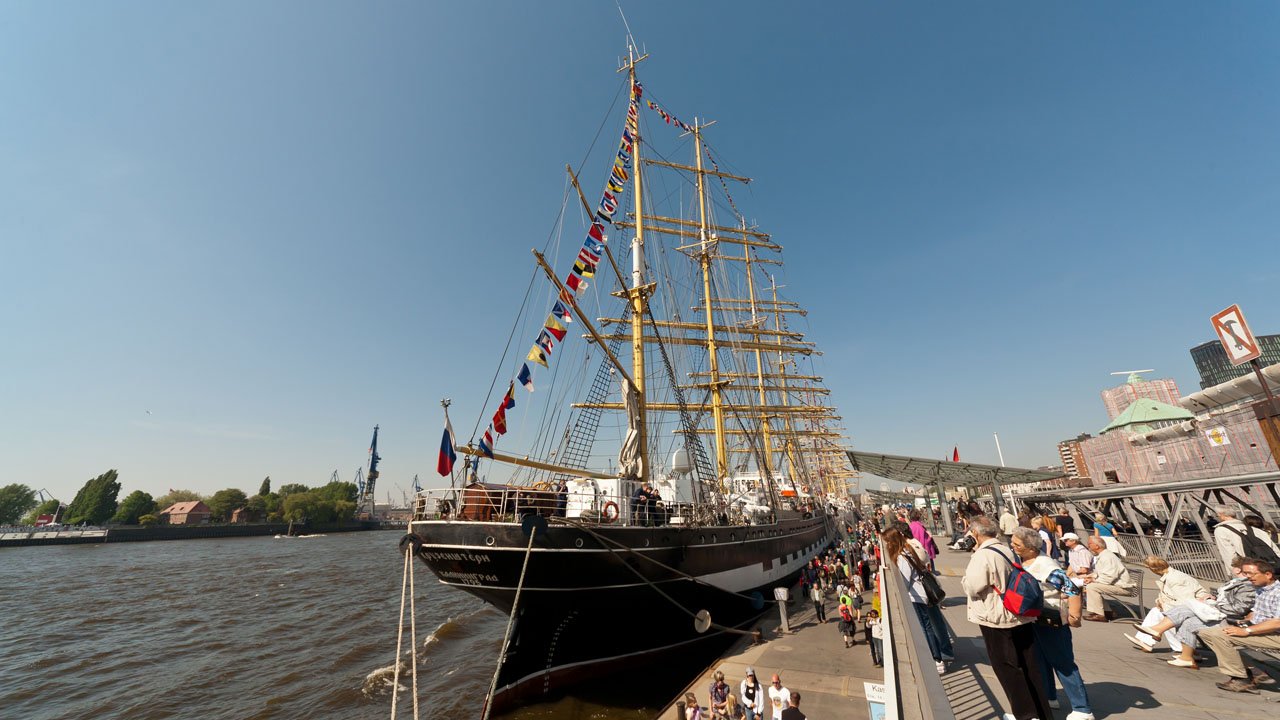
[390,550,409,720]
[391,540,421,720]
[481,527,538,720]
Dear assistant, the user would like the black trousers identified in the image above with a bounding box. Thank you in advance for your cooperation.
[979,623,1049,720]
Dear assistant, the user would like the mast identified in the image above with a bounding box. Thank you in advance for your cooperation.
[771,278,804,494]
[621,43,651,484]
[693,122,728,479]
[743,230,773,480]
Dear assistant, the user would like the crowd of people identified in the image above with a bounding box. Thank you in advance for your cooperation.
[951,503,1280,719]
[678,500,1280,720]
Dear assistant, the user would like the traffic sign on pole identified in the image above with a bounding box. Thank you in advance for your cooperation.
[1211,304,1261,366]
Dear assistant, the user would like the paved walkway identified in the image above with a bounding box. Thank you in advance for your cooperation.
[659,546,1280,719]
[658,585,884,720]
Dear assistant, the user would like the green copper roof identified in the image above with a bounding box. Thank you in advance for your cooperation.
[1100,397,1194,434]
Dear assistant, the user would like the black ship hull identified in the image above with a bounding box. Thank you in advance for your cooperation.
[410,513,834,712]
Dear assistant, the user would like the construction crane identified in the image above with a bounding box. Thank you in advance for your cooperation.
[358,425,381,519]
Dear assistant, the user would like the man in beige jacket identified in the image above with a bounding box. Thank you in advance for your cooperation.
[962,515,1049,720]
[1081,537,1135,621]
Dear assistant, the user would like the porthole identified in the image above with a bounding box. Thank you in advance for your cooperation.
[700,535,706,544]
[730,533,737,542]
[712,534,718,543]
[575,538,584,548]
[485,536,495,546]
[644,538,651,547]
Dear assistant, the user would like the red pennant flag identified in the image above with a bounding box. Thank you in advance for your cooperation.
[952,447,960,463]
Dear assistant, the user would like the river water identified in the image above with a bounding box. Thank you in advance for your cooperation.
[0,532,703,720]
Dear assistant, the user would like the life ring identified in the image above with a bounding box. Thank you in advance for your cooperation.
[602,501,620,523]
[801,485,810,494]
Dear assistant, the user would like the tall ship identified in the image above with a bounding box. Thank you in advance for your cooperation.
[408,43,855,712]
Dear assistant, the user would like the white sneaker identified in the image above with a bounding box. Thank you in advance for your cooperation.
[1048,698,1060,708]
[1065,713,1095,720]
[936,660,946,674]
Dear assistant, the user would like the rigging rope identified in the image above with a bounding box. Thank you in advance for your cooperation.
[556,517,769,635]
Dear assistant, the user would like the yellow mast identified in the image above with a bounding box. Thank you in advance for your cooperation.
[621,45,651,484]
[743,230,773,479]
[693,122,728,479]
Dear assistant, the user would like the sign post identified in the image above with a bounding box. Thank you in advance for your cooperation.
[1212,304,1280,463]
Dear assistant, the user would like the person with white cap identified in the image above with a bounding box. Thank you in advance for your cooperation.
[739,667,762,720]
[1062,533,1093,581]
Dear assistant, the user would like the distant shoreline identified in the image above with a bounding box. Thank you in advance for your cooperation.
[0,520,404,548]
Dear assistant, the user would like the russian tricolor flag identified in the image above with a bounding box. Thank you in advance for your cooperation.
[437,417,457,476]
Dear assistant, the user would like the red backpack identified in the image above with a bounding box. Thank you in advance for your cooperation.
[985,547,1043,617]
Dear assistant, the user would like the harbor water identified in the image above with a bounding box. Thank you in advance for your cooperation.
[0,532,704,719]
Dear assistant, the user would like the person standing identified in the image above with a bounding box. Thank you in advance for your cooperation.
[866,609,883,666]
[1012,527,1094,720]
[1080,537,1135,622]
[739,668,762,720]
[779,691,805,720]
[1213,506,1280,572]
[1198,558,1280,693]
[810,579,827,624]
[998,507,1019,543]
[961,515,1050,720]
[885,527,951,673]
[766,674,790,720]
[909,509,940,572]
[1053,507,1075,536]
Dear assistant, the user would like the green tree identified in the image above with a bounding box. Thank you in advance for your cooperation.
[316,481,358,504]
[332,499,357,521]
[277,483,308,498]
[154,489,203,511]
[64,470,122,525]
[137,514,158,527]
[208,488,248,522]
[258,476,271,496]
[111,490,157,525]
[0,484,38,525]
[21,498,61,525]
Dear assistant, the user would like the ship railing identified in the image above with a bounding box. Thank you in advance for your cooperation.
[878,537,955,720]
[410,485,691,527]
[408,485,780,527]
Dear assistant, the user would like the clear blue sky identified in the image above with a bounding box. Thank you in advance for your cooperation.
[4,2,1278,501]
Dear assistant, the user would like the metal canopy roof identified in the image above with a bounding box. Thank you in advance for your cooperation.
[848,450,1066,490]
[1013,470,1280,503]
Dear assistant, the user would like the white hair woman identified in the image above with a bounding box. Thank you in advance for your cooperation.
[1122,555,1211,656]
[1011,527,1093,720]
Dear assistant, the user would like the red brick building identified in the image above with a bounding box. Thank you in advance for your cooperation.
[160,501,212,525]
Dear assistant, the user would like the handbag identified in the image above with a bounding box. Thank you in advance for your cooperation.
[906,551,946,606]
[1184,598,1225,623]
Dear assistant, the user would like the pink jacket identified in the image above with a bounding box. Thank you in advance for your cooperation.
[909,520,938,560]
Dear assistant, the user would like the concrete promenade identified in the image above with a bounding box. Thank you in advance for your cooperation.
[659,545,1280,719]
[658,582,885,720]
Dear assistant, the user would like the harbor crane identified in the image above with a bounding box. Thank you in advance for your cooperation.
[357,425,381,519]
